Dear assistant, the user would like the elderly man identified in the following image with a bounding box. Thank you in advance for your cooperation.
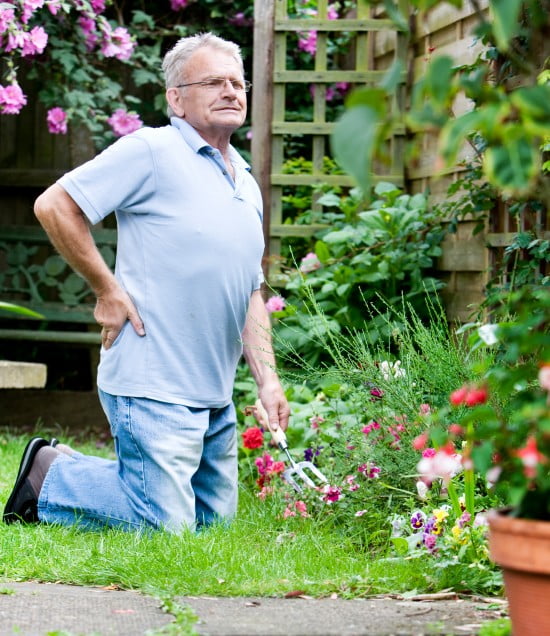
[3,33,289,531]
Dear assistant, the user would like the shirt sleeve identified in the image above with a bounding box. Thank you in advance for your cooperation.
[57,133,156,225]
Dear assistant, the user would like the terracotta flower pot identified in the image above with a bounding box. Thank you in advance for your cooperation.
[488,508,550,636]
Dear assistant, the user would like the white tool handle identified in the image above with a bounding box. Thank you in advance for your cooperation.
[253,399,289,449]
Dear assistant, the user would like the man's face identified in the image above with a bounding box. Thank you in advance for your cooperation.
[169,47,247,139]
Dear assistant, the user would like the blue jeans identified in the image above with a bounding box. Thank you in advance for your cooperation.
[37,390,238,532]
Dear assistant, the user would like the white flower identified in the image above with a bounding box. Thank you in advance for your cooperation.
[478,324,499,346]
[379,360,406,381]
[416,480,429,499]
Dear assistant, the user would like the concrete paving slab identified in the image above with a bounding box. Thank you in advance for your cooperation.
[182,595,506,636]
[0,582,172,635]
[0,582,506,636]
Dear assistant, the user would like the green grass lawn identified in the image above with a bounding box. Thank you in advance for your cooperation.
[0,434,501,600]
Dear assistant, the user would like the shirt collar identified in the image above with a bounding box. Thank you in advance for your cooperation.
[170,117,251,172]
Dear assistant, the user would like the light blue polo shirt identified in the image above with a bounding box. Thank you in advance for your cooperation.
[58,117,265,408]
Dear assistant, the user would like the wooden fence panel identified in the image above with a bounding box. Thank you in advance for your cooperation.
[252,0,408,283]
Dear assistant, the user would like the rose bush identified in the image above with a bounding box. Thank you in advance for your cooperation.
[0,0,255,147]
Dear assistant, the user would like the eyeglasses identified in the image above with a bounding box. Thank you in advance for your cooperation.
[175,78,252,92]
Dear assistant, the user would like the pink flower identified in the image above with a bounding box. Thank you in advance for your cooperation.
[539,364,550,391]
[228,12,253,27]
[0,8,15,34]
[78,16,98,50]
[170,0,188,10]
[255,453,275,476]
[101,26,135,61]
[21,26,48,56]
[47,1,62,15]
[422,448,436,458]
[298,31,317,56]
[361,420,380,435]
[419,403,431,416]
[516,436,545,479]
[417,444,462,484]
[21,0,44,24]
[357,463,380,479]
[265,295,286,313]
[246,129,253,140]
[355,509,367,517]
[294,500,309,517]
[322,485,342,503]
[47,107,68,134]
[5,29,26,52]
[107,109,143,137]
[90,0,106,13]
[0,83,27,114]
[335,82,350,95]
[283,506,296,518]
[423,533,437,553]
[299,252,321,273]
[327,4,338,19]
[412,432,428,451]
[345,475,360,491]
[309,415,324,429]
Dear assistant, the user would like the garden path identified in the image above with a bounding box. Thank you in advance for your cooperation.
[0,581,506,635]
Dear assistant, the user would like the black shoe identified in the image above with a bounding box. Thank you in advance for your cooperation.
[3,437,49,524]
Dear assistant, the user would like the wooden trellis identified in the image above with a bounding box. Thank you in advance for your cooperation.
[251,0,408,281]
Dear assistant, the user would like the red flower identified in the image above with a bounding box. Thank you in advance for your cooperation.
[448,423,464,436]
[450,385,468,406]
[464,386,488,406]
[450,384,488,406]
[412,432,428,451]
[242,427,264,449]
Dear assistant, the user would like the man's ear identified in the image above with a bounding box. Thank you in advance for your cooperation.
[166,88,185,117]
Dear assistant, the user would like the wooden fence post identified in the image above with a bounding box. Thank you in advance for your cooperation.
[251,0,276,276]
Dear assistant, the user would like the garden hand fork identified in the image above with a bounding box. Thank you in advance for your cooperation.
[251,400,328,493]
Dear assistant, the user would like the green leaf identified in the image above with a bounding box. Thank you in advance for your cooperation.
[425,55,454,106]
[391,537,409,555]
[345,87,387,115]
[44,255,66,277]
[439,110,483,166]
[489,0,523,51]
[483,137,540,196]
[510,85,550,121]
[381,0,409,32]
[62,273,86,295]
[332,106,382,194]
[314,240,331,264]
[0,301,43,319]
[131,10,155,28]
[379,58,405,93]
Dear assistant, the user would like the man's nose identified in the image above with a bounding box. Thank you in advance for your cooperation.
[220,79,238,96]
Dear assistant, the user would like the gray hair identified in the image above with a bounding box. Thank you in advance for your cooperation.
[162,33,245,117]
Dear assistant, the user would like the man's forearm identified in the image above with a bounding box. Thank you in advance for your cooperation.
[241,290,279,388]
[34,183,117,295]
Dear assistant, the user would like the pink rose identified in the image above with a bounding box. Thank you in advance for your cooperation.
[107,109,143,137]
[0,8,15,34]
[299,252,321,273]
[101,26,135,61]
[265,295,286,313]
[21,26,48,56]
[170,0,188,10]
[21,0,44,24]
[539,364,550,392]
[0,83,27,114]
[47,107,68,134]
